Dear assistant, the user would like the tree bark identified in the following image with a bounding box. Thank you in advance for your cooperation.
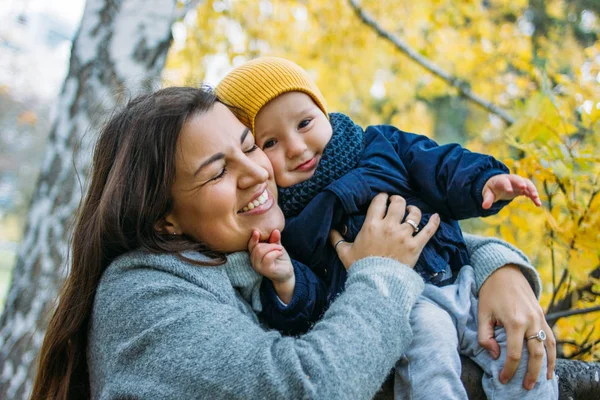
[0,0,186,397]
[374,357,600,399]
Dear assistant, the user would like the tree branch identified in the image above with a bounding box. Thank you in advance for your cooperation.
[547,265,567,313]
[347,0,516,126]
[565,338,600,359]
[546,305,600,324]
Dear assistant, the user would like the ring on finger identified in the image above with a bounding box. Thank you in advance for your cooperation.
[525,329,547,342]
[334,239,346,251]
[405,219,420,233]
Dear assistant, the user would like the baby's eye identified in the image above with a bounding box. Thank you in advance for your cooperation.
[298,119,311,130]
[263,139,277,149]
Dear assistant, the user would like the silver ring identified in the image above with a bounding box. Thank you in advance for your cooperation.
[334,239,346,251]
[525,330,547,342]
[405,219,420,233]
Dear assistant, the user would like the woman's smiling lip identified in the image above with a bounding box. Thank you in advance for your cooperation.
[238,188,274,215]
[294,156,318,172]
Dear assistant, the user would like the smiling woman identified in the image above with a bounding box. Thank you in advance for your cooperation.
[30,86,540,400]
[31,86,435,400]
[162,103,284,252]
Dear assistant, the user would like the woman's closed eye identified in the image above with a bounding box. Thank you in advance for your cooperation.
[245,144,259,153]
[206,167,227,184]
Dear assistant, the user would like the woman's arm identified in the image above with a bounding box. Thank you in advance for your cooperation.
[464,232,541,296]
[463,233,556,390]
[260,258,329,335]
[89,194,439,400]
[89,257,424,400]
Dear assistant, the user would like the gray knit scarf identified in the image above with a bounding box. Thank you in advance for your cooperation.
[278,112,365,217]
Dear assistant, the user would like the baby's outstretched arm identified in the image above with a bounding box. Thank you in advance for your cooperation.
[248,229,295,303]
[481,174,541,210]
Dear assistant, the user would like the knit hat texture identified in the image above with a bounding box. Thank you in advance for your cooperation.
[215,57,328,133]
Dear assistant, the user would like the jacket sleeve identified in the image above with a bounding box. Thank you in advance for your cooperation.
[89,257,424,400]
[259,259,328,335]
[282,190,342,270]
[375,125,510,219]
[282,169,372,271]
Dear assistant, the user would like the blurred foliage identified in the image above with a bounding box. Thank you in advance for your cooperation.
[0,85,50,224]
[164,0,600,359]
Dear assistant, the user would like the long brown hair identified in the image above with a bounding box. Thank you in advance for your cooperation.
[31,87,225,399]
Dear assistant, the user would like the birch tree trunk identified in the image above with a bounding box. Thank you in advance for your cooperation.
[0,0,185,397]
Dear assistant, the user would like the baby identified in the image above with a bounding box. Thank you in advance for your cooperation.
[216,57,557,399]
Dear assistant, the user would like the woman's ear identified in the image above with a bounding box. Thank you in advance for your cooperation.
[154,214,181,236]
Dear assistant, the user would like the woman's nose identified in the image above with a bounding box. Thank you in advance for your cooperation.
[238,155,269,189]
[285,133,307,159]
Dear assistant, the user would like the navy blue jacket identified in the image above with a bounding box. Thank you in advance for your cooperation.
[261,122,510,335]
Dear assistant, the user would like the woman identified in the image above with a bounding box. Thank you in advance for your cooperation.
[31,87,553,399]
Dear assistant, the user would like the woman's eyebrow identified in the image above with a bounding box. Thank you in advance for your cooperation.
[240,127,250,144]
[193,128,250,176]
[194,153,224,176]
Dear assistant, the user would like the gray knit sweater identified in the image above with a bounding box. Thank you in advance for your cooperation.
[87,234,540,400]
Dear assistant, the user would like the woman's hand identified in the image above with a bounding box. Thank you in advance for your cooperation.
[478,265,556,390]
[330,193,440,269]
[248,229,295,304]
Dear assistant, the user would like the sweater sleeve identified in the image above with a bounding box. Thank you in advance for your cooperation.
[463,232,542,297]
[376,125,510,219]
[89,257,424,400]
[259,259,328,335]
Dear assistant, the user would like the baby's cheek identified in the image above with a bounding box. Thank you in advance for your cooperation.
[267,155,287,185]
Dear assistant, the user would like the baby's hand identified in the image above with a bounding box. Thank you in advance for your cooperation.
[482,174,542,209]
[248,229,295,304]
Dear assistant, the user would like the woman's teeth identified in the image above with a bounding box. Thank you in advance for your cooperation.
[242,189,268,212]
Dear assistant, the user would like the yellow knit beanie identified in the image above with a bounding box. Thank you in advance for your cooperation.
[215,57,328,133]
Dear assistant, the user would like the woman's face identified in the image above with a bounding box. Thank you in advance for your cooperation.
[165,103,284,253]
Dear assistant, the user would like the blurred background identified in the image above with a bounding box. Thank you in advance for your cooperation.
[0,0,85,307]
[0,0,598,392]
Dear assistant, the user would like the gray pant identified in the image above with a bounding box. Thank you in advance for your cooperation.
[394,266,558,399]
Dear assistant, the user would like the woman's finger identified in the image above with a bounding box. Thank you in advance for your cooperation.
[329,229,352,269]
[364,193,389,224]
[523,335,544,389]
[384,195,406,222]
[477,310,500,360]
[413,213,440,248]
[543,322,556,379]
[499,321,526,384]
[403,205,422,232]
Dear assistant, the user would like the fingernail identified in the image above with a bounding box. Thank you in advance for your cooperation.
[527,381,535,390]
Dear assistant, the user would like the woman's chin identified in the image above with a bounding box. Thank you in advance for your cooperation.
[255,215,285,241]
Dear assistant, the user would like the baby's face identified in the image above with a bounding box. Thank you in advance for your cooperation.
[254,91,332,188]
